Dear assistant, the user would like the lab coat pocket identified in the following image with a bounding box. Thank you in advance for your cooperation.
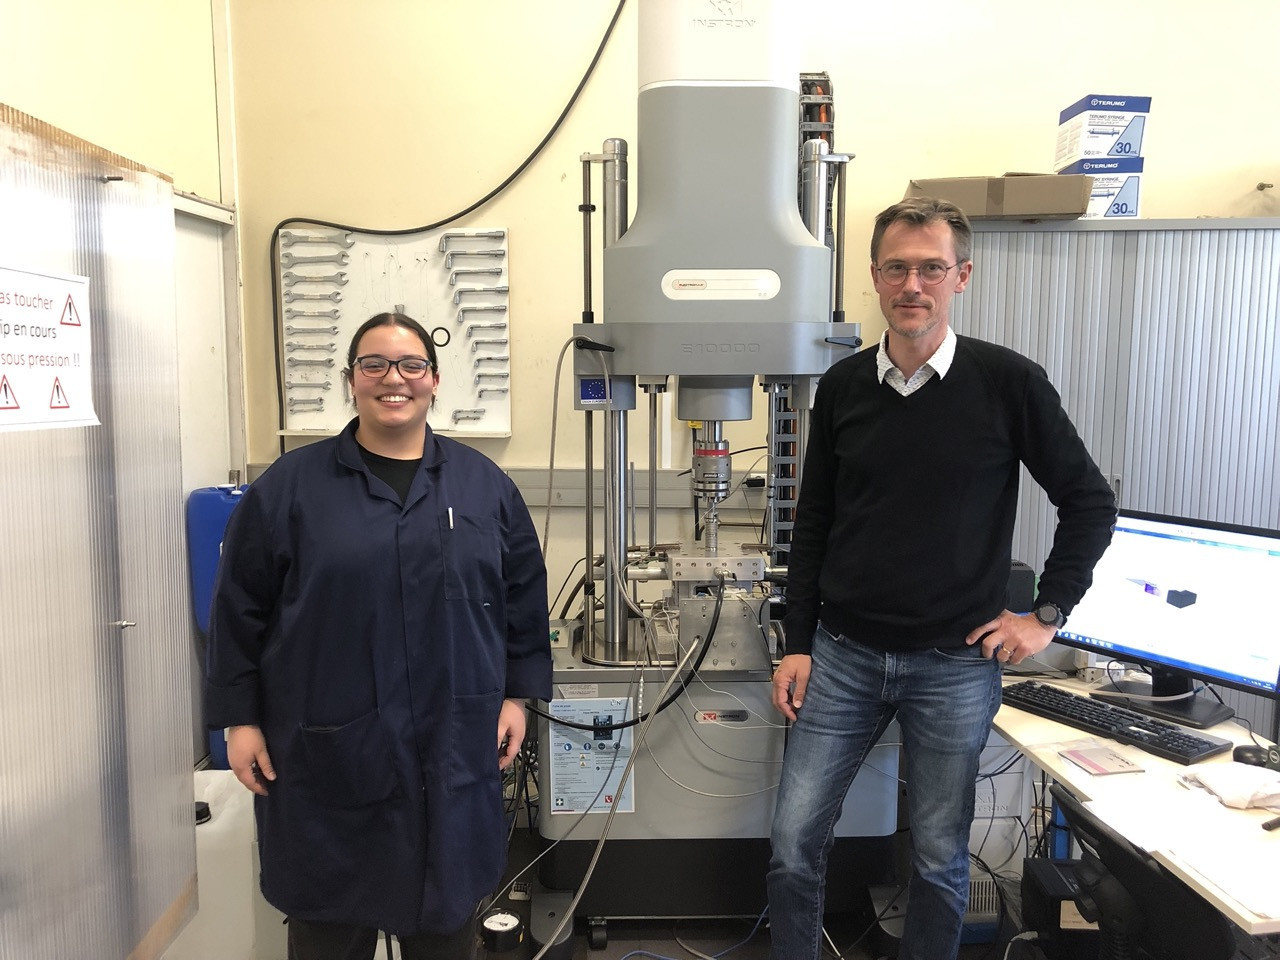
[441,513,504,601]
[299,708,399,808]
[448,689,503,793]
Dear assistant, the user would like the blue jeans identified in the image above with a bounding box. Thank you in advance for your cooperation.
[767,624,1002,960]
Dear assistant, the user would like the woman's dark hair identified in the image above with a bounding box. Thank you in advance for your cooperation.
[344,312,439,378]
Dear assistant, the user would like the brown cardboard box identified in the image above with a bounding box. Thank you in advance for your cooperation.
[904,173,1093,220]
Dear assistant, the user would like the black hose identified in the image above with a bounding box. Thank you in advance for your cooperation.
[529,575,729,732]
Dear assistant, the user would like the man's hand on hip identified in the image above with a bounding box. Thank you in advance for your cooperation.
[772,654,812,722]
[965,609,1057,665]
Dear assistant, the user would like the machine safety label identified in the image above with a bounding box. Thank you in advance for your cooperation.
[546,696,636,815]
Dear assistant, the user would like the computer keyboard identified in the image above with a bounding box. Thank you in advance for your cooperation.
[1002,680,1233,765]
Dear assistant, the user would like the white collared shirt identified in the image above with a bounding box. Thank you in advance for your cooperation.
[876,327,957,397]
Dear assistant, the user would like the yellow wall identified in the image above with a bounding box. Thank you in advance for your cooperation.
[0,0,222,199]
[3,0,1278,476]
[227,0,1280,469]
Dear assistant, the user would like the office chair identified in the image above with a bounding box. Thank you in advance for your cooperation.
[1048,783,1236,960]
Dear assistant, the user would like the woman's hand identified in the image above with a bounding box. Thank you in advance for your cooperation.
[497,699,527,771]
[227,724,276,796]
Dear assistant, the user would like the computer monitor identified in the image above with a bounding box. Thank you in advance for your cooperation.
[1053,509,1280,728]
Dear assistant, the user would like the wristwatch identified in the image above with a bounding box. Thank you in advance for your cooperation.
[1033,600,1066,629]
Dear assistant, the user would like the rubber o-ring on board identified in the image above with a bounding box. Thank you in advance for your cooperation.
[431,326,451,348]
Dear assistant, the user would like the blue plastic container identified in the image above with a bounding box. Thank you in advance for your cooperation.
[186,484,248,768]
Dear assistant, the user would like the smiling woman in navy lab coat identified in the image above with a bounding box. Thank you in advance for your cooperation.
[206,312,552,960]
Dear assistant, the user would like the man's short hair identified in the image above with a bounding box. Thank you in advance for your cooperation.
[870,197,973,265]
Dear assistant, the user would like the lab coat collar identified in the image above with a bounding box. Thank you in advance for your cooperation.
[334,417,449,476]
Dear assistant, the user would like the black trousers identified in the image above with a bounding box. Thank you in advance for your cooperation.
[286,916,478,960]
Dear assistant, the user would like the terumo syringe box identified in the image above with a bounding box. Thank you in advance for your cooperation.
[1054,94,1150,171]
[1059,157,1144,220]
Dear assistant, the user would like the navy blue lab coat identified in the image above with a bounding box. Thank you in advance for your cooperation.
[205,419,552,934]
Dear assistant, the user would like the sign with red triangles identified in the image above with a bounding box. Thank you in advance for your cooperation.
[49,377,69,409]
[60,294,82,326]
[0,265,98,431]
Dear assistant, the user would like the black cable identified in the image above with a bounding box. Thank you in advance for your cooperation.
[1012,814,1034,860]
[528,575,728,732]
[523,755,540,833]
[558,574,587,620]
[504,748,528,844]
[976,751,1022,781]
[1029,771,1051,860]
[549,556,586,615]
[266,0,629,454]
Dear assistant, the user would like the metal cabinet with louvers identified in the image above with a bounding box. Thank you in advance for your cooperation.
[952,218,1280,731]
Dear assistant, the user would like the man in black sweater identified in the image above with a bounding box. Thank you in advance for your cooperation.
[766,198,1116,960]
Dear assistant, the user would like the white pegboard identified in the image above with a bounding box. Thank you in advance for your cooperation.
[277,223,511,438]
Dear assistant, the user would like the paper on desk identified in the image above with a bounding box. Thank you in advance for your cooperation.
[1088,791,1280,919]
[1085,786,1217,851]
[1165,824,1280,919]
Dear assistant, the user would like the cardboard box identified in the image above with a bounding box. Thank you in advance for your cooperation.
[1058,157,1143,219]
[1055,94,1150,170]
[904,174,1093,221]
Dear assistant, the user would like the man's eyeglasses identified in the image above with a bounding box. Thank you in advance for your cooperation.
[352,355,434,379]
[875,261,960,286]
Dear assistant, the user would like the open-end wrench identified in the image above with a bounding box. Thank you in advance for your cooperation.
[287,396,326,410]
[457,304,507,324]
[471,338,509,353]
[285,324,340,335]
[465,322,508,339]
[443,249,506,270]
[285,307,341,320]
[285,379,332,391]
[281,230,355,248]
[473,356,509,368]
[452,285,510,305]
[439,230,505,252]
[448,267,503,286]
[282,270,349,286]
[286,340,337,352]
[287,356,335,368]
[280,250,351,268]
[284,290,343,303]
[451,408,487,423]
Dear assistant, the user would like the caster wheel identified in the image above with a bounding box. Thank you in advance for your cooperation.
[586,918,608,950]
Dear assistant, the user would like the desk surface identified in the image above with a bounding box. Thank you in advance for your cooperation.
[994,676,1280,935]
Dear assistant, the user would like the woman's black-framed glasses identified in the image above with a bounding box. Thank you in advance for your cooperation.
[352,355,434,379]
[874,261,959,286]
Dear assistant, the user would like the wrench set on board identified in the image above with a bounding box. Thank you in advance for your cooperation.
[275,225,511,436]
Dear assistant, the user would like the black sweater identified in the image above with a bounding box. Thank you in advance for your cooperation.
[782,335,1116,654]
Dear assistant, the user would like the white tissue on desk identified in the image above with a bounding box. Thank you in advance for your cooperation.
[1184,762,1280,811]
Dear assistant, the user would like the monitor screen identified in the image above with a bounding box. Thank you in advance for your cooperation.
[1054,510,1280,725]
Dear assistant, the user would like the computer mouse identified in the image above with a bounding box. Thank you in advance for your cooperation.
[1233,744,1269,766]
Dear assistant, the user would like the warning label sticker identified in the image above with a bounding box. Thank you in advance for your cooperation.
[0,266,98,432]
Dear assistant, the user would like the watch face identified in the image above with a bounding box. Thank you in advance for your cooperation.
[1036,603,1061,626]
